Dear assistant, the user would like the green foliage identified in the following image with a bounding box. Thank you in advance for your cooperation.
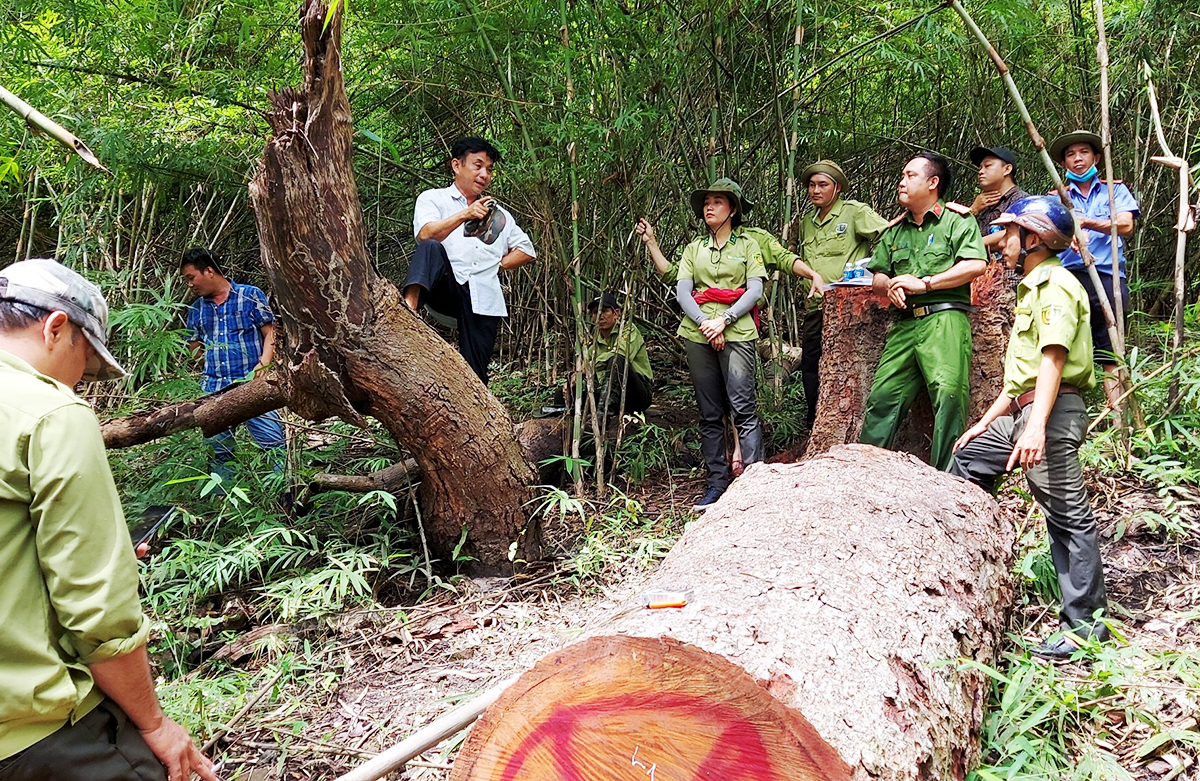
[966,638,1200,781]
[557,488,682,581]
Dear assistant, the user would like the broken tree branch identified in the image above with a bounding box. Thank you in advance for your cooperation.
[0,83,106,171]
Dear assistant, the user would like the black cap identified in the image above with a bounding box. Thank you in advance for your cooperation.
[588,292,619,311]
[970,146,1018,169]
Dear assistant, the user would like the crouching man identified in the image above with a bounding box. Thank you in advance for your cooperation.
[949,196,1108,659]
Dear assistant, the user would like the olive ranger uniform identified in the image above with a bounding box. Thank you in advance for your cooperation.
[797,198,889,427]
[677,229,767,493]
[660,226,796,283]
[950,258,1106,636]
[859,200,987,471]
[583,321,654,415]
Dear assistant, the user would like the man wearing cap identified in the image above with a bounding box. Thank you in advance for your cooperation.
[969,146,1029,259]
[951,195,1107,659]
[181,247,286,479]
[794,159,890,428]
[583,292,653,416]
[859,151,988,471]
[403,136,536,385]
[0,260,217,781]
[1049,129,1139,414]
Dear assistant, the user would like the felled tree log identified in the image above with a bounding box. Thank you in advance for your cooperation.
[806,263,1015,460]
[450,446,1014,781]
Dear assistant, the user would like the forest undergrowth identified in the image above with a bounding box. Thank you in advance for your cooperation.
[101,307,1200,781]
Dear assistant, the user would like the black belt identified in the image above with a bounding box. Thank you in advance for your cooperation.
[1008,384,1080,416]
[903,301,975,319]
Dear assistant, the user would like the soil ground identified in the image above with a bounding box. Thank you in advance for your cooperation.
[202,398,1200,781]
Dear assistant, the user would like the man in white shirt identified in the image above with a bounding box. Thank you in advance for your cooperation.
[403,137,536,384]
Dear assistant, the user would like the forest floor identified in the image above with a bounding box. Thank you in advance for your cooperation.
[197,400,1200,781]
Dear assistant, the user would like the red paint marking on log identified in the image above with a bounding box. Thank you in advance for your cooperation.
[495,692,786,781]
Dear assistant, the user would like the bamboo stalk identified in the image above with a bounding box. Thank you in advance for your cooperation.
[1142,61,1195,410]
[0,83,106,171]
[333,676,519,781]
[947,0,1123,363]
[1094,0,1126,359]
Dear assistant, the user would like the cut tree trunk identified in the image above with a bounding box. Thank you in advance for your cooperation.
[244,0,538,571]
[806,263,1015,460]
[449,446,1013,781]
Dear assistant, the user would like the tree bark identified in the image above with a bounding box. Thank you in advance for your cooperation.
[450,446,1014,781]
[806,264,1014,460]
[244,0,539,571]
[100,371,288,449]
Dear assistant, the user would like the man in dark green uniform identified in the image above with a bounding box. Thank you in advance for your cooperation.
[950,195,1107,659]
[859,151,987,470]
[795,160,890,428]
[584,292,653,416]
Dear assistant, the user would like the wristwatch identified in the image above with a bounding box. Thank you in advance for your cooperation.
[723,310,738,325]
[922,275,933,292]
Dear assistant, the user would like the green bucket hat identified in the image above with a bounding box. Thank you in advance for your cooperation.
[689,178,753,226]
[800,159,849,192]
[1049,130,1102,163]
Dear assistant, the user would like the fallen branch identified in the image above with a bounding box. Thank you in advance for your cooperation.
[101,370,288,448]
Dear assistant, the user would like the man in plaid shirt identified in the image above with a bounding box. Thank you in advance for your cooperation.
[181,248,284,479]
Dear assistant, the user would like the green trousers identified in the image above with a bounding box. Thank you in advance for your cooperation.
[859,310,972,471]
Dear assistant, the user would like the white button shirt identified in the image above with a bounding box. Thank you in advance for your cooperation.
[413,184,537,317]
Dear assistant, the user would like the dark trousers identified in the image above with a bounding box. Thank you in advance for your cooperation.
[595,357,653,416]
[0,700,165,781]
[405,239,501,384]
[684,339,763,491]
[800,309,823,429]
[1070,269,1129,363]
[949,394,1108,636]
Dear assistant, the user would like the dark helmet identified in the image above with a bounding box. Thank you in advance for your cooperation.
[991,195,1075,251]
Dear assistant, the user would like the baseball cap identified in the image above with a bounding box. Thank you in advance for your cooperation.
[588,292,619,311]
[0,259,127,381]
[970,146,1018,169]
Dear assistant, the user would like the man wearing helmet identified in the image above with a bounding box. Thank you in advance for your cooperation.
[950,195,1108,660]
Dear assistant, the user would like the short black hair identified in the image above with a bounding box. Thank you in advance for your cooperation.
[451,137,502,165]
[180,247,223,275]
[0,300,50,333]
[914,151,953,198]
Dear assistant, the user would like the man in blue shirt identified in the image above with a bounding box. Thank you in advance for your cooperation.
[181,248,285,478]
[1049,130,1139,414]
[402,137,536,385]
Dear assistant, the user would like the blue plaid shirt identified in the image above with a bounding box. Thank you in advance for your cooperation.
[186,282,275,393]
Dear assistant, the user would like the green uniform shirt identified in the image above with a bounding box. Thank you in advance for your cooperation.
[585,321,654,382]
[676,228,768,344]
[867,200,987,306]
[0,350,151,760]
[1002,257,1096,398]
[661,226,794,284]
[799,197,890,285]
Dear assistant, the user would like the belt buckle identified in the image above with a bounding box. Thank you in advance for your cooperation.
[912,305,929,318]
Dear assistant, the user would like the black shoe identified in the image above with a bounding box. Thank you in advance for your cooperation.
[1031,635,1082,661]
[692,487,724,511]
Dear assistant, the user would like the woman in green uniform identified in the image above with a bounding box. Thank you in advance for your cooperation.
[674,178,767,510]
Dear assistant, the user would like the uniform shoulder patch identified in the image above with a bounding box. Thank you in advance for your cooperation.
[945,202,972,216]
[1040,303,1066,326]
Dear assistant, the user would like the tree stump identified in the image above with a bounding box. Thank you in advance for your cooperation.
[806,263,1015,462]
[450,447,1014,781]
